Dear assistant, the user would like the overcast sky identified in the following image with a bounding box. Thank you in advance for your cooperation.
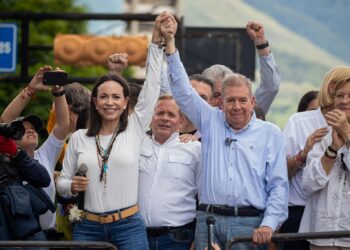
[74,0,126,35]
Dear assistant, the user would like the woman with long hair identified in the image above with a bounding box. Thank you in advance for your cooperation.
[56,13,170,249]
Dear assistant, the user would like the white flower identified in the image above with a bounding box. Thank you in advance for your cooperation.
[68,205,82,223]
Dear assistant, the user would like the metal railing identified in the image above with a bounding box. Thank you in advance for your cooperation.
[0,12,158,81]
[0,240,117,249]
[225,231,350,250]
[0,12,183,84]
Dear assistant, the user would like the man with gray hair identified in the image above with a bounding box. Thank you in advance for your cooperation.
[63,82,91,131]
[203,21,280,115]
[161,15,288,250]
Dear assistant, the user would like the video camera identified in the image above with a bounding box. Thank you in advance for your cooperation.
[0,120,25,140]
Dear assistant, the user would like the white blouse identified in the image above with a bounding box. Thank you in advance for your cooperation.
[56,43,163,212]
[299,129,350,247]
[283,108,327,206]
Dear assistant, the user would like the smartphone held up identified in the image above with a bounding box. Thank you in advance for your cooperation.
[43,71,68,86]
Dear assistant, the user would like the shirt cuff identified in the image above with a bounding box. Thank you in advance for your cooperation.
[260,215,278,231]
[259,52,277,68]
[66,180,77,197]
[149,42,162,50]
[167,50,184,82]
[57,178,75,197]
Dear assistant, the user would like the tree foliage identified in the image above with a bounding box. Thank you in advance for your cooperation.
[0,0,97,124]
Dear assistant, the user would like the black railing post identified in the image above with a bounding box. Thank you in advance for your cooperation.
[20,14,29,78]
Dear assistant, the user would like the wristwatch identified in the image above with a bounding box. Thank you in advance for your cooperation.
[256,41,269,50]
[52,89,66,97]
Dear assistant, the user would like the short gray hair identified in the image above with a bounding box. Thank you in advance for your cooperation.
[64,82,91,114]
[202,64,233,84]
[221,73,252,97]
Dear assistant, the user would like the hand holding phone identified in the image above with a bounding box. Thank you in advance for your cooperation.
[43,71,68,86]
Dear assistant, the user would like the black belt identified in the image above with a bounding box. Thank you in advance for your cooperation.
[146,220,196,237]
[288,206,305,213]
[198,204,263,217]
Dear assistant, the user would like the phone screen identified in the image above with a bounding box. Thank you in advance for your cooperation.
[43,71,68,86]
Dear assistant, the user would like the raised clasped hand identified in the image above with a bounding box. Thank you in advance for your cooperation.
[28,65,53,92]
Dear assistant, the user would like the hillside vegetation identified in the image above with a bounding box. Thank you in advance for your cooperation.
[183,0,347,128]
[245,0,350,64]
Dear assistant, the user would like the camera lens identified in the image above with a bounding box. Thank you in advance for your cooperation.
[0,121,25,140]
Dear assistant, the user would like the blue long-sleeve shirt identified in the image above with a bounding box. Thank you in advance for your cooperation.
[254,53,280,115]
[167,51,288,231]
[161,53,280,116]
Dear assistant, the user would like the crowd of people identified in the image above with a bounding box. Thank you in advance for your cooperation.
[0,11,350,250]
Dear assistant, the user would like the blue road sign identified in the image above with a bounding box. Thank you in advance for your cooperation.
[0,23,17,72]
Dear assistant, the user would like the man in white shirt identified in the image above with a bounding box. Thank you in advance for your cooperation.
[138,94,201,250]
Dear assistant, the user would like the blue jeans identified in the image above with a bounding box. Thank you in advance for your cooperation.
[195,211,267,250]
[147,228,194,250]
[73,212,149,250]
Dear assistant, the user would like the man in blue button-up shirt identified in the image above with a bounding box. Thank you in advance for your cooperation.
[160,14,288,250]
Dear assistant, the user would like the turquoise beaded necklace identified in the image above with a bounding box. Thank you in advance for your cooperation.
[95,127,120,187]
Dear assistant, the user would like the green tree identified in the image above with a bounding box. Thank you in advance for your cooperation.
[1,1,136,124]
[0,0,93,124]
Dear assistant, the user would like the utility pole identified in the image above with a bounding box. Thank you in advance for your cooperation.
[129,0,139,34]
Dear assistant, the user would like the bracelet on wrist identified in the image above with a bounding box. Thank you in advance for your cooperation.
[256,41,269,50]
[27,85,35,96]
[324,148,337,159]
[327,147,337,157]
[52,89,66,97]
[295,150,304,162]
[152,41,165,49]
[152,40,162,45]
[295,150,306,168]
[328,145,338,154]
[21,86,35,99]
